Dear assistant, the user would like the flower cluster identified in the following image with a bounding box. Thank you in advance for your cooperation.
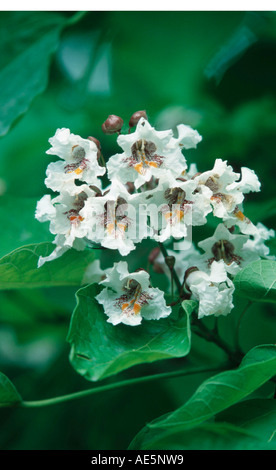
[36,111,275,325]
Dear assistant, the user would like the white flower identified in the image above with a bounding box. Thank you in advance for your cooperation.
[185,260,235,318]
[45,128,105,194]
[36,234,87,268]
[35,186,95,266]
[194,159,261,228]
[198,223,259,276]
[82,179,145,256]
[141,174,212,243]
[107,118,201,189]
[96,261,172,326]
[243,222,275,260]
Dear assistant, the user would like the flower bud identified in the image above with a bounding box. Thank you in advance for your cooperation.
[88,136,101,150]
[102,115,124,134]
[165,255,175,271]
[183,266,199,292]
[129,110,148,129]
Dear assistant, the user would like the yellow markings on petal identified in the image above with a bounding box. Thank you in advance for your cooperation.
[235,210,246,221]
[117,222,127,232]
[134,162,144,174]
[74,167,83,175]
[107,223,115,235]
[175,209,184,221]
[148,161,158,168]
[69,215,84,223]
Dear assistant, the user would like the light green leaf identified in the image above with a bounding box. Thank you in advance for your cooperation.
[234,260,276,303]
[0,12,66,136]
[0,242,98,289]
[129,345,276,449]
[0,371,22,407]
[67,285,194,382]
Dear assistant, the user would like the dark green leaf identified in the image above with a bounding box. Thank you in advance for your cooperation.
[129,345,276,449]
[129,421,275,450]
[234,260,276,303]
[67,286,194,382]
[0,12,66,136]
[216,399,276,444]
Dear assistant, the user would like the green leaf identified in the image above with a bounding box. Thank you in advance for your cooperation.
[0,12,66,136]
[67,286,194,382]
[216,399,276,445]
[234,260,276,303]
[129,345,276,449]
[129,421,276,450]
[0,371,22,407]
[0,196,52,259]
[0,242,98,289]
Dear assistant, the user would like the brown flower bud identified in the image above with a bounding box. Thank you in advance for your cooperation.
[129,110,148,129]
[88,136,101,150]
[183,266,199,292]
[165,256,175,271]
[102,115,124,134]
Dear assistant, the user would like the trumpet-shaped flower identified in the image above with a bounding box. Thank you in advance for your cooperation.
[194,159,261,233]
[96,261,171,326]
[185,260,235,318]
[198,223,260,275]
[35,186,94,266]
[45,128,105,194]
[140,174,212,243]
[107,118,201,189]
[82,179,146,256]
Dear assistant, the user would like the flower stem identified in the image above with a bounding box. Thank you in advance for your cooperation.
[157,242,182,294]
[192,316,243,366]
[20,365,225,408]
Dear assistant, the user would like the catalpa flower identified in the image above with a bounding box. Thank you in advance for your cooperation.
[96,261,171,326]
[35,186,94,266]
[194,159,261,233]
[198,223,260,276]
[185,260,235,318]
[243,222,275,260]
[82,179,145,256]
[45,128,105,194]
[107,117,201,189]
[146,174,212,242]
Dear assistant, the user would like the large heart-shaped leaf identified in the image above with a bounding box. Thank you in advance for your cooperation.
[0,242,99,289]
[129,345,276,449]
[67,287,194,382]
[234,260,276,303]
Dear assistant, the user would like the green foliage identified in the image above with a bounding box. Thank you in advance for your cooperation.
[67,287,194,381]
[0,11,67,136]
[0,243,98,289]
[0,10,275,450]
[0,371,22,407]
[234,260,276,303]
[129,345,276,449]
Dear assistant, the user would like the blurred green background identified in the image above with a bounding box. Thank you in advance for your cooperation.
[0,10,275,449]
